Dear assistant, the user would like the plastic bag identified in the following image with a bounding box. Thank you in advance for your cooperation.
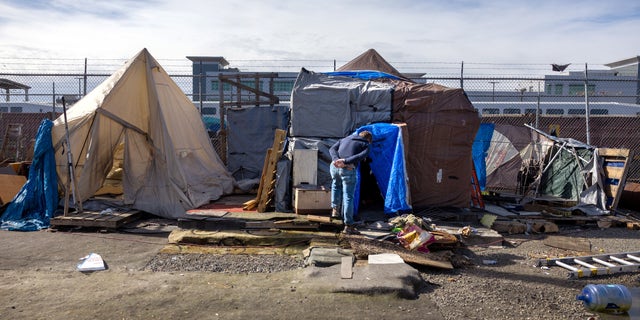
[397,224,435,252]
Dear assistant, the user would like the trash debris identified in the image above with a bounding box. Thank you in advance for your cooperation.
[576,284,631,314]
[368,253,404,265]
[397,224,435,252]
[100,208,114,215]
[460,226,477,237]
[76,253,106,272]
[482,259,497,265]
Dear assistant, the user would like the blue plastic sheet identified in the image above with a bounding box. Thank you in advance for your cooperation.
[472,123,494,191]
[1,119,59,231]
[356,123,411,215]
[324,70,402,81]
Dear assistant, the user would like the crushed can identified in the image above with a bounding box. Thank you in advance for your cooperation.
[576,284,632,314]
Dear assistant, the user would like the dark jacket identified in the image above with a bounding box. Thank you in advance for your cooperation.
[329,135,370,165]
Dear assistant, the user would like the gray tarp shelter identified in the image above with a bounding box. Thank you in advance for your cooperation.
[277,49,480,211]
[226,105,289,184]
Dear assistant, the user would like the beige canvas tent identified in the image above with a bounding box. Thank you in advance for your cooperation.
[51,49,235,219]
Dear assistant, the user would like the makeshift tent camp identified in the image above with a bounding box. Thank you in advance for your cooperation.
[50,49,235,219]
[472,123,551,192]
[281,49,479,211]
[389,81,480,208]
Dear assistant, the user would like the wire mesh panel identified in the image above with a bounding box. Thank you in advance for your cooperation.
[1,60,638,187]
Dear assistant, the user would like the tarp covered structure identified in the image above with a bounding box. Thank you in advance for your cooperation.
[275,122,412,215]
[283,49,479,211]
[50,49,235,219]
[226,105,289,183]
[472,123,551,192]
[390,81,480,208]
[1,119,58,231]
[290,69,394,138]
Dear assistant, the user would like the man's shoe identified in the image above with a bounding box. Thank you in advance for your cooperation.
[342,225,360,235]
[331,208,342,220]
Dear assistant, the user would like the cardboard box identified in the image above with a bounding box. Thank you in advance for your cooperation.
[294,187,331,215]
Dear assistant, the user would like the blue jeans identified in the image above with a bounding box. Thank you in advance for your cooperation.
[330,162,357,226]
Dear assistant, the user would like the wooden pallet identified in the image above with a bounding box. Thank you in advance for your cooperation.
[243,129,287,212]
[50,210,142,229]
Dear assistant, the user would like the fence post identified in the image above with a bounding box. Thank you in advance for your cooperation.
[460,61,464,89]
[83,58,87,96]
[584,63,590,145]
[51,82,56,120]
[536,81,541,128]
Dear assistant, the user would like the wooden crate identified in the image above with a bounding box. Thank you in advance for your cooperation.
[294,187,331,215]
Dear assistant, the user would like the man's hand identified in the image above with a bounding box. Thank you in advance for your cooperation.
[333,159,346,168]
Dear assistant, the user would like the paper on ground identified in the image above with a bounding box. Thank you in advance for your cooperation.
[368,253,404,264]
[77,253,106,271]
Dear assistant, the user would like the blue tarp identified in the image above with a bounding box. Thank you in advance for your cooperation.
[355,123,411,215]
[1,119,59,231]
[472,123,494,191]
[324,70,402,81]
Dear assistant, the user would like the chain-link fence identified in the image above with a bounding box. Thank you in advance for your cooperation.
[1,60,639,189]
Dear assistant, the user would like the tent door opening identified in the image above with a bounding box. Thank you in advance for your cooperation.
[358,161,384,212]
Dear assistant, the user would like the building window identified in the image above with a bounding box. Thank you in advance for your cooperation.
[211,80,233,91]
[504,108,521,114]
[546,108,564,115]
[202,107,217,115]
[0,107,8,112]
[554,84,563,95]
[525,108,541,115]
[482,108,500,114]
[591,108,608,115]
[10,107,22,113]
[568,109,585,115]
[273,80,294,92]
[568,84,596,96]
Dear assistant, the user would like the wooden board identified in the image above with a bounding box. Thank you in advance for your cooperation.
[293,149,317,186]
[543,235,591,252]
[346,236,453,269]
[50,210,142,229]
[341,256,353,279]
[597,147,632,211]
[0,174,26,204]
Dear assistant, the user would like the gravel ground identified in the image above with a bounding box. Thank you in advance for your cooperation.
[144,225,640,320]
[420,227,640,320]
[145,253,306,273]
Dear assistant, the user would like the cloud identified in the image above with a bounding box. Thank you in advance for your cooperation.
[0,0,638,69]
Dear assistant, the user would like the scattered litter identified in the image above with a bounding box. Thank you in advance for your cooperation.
[99,208,114,215]
[460,226,477,237]
[540,266,550,270]
[76,253,106,272]
[366,221,393,231]
[368,253,405,265]
[482,259,497,265]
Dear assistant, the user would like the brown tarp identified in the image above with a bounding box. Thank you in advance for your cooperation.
[337,49,411,81]
[390,81,480,208]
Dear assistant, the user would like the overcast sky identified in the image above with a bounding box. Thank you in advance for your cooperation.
[1,0,639,68]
